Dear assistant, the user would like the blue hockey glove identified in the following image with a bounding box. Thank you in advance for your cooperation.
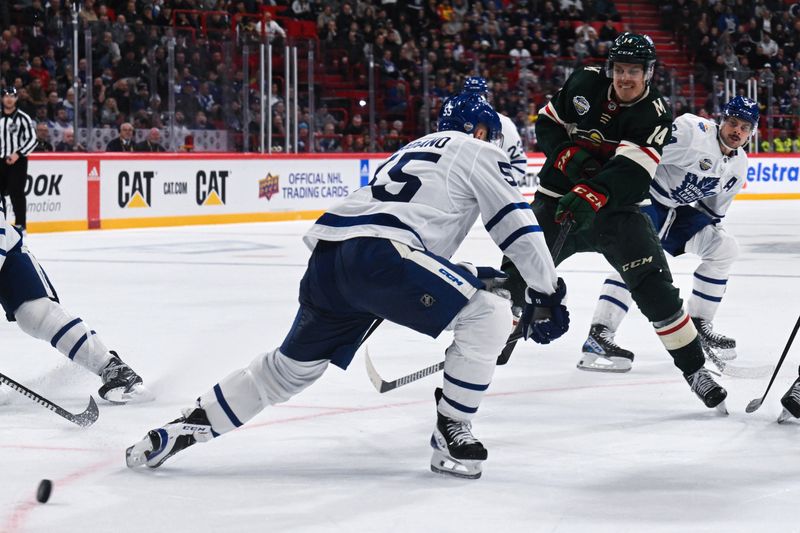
[521,277,569,344]
[456,262,508,291]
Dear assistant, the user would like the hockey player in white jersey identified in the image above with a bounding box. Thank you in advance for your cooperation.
[462,76,528,185]
[126,94,569,479]
[578,96,758,373]
[0,188,147,404]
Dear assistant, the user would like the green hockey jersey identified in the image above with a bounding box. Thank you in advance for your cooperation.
[535,66,673,208]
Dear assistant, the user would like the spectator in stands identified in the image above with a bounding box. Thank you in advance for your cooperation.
[32,122,53,152]
[52,107,70,138]
[55,128,85,152]
[135,128,165,152]
[344,113,366,137]
[317,122,341,152]
[261,11,286,47]
[100,97,121,127]
[106,122,135,152]
[598,19,619,46]
[756,32,779,68]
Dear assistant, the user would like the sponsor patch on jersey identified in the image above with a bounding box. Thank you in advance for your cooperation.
[698,122,708,132]
[573,96,590,115]
[699,158,713,171]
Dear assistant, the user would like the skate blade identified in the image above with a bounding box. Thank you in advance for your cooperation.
[777,408,796,424]
[430,450,483,480]
[102,384,155,405]
[577,353,632,373]
[715,401,729,416]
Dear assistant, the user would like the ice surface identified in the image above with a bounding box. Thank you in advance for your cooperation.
[1,201,799,533]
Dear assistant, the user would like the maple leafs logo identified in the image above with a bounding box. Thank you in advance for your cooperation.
[670,172,719,204]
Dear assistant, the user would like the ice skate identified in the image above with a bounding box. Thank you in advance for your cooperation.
[685,367,728,414]
[98,352,151,404]
[777,377,800,424]
[692,318,737,361]
[577,324,634,373]
[126,407,214,468]
[430,388,487,479]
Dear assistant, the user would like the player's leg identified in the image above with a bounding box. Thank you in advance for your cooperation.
[595,208,727,410]
[342,238,511,478]
[578,272,635,372]
[0,244,146,403]
[684,223,739,359]
[778,365,800,423]
[127,240,370,468]
[7,157,28,231]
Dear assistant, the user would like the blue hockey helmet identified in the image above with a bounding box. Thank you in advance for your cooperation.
[721,96,759,130]
[462,76,489,96]
[438,93,501,142]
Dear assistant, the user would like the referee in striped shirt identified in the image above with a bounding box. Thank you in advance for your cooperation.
[1,86,36,232]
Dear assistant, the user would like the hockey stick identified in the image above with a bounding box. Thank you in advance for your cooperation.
[704,346,776,379]
[0,372,99,427]
[497,218,575,365]
[745,315,800,413]
[364,347,444,393]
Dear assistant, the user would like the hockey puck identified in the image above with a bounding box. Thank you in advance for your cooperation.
[36,479,52,503]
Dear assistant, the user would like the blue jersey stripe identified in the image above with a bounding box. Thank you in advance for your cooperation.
[214,384,243,427]
[315,212,427,251]
[443,372,489,391]
[599,294,629,312]
[650,180,671,200]
[604,278,628,289]
[498,225,542,251]
[692,289,723,302]
[68,332,90,360]
[694,272,727,285]
[51,318,82,348]
[485,202,532,232]
[442,393,479,414]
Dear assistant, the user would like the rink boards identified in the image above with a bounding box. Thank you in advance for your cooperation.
[19,152,800,233]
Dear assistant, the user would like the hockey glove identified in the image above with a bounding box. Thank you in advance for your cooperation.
[555,182,608,233]
[521,277,569,344]
[456,262,509,292]
[554,145,603,183]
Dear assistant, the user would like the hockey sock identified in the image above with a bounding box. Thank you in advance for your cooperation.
[198,349,328,434]
[653,309,704,374]
[440,291,511,421]
[14,298,111,374]
[591,274,632,331]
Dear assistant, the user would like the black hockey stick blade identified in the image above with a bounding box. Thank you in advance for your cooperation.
[745,315,800,413]
[364,347,444,393]
[0,372,99,427]
[497,218,574,366]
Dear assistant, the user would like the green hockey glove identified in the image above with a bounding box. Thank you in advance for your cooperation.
[555,183,608,233]
[554,145,603,183]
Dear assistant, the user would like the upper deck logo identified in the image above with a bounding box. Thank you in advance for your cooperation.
[118,170,153,208]
[259,173,279,201]
[196,170,228,206]
[573,96,590,115]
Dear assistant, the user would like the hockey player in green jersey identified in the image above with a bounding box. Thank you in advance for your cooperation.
[501,32,728,412]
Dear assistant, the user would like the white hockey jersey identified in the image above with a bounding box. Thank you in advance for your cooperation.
[649,113,749,221]
[499,114,528,184]
[304,130,558,294]
[0,198,23,267]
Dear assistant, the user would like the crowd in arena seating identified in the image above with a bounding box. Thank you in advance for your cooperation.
[660,0,800,148]
[1,0,799,152]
